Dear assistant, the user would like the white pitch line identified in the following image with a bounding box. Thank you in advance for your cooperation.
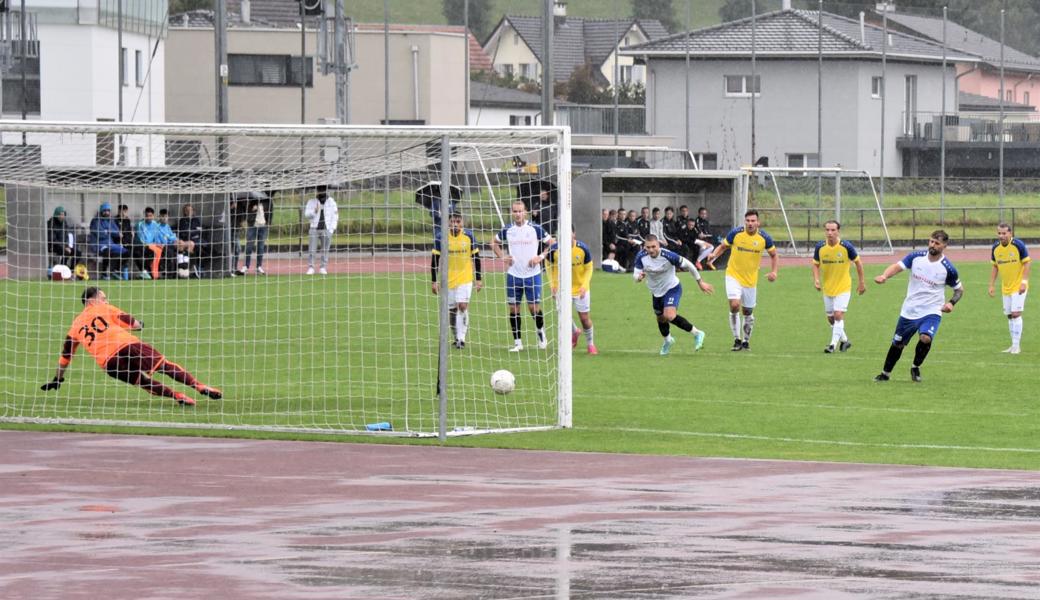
[579,425,1040,454]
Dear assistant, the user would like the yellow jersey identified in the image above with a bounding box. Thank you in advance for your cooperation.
[432,229,479,289]
[547,239,593,296]
[812,239,861,296]
[991,238,1030,295]
[722,227,775,287]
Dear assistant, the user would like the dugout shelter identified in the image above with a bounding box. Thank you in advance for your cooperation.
[573,169,748,266]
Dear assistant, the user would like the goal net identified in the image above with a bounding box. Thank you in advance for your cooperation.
[745,167,894,255]
[0,121,572,438]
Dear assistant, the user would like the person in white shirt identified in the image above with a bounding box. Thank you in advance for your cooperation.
[491,200,554,351]
[304,185,338,275]
[633,235,714,356]
[873,230,963,383]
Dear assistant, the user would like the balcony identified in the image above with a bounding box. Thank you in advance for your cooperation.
[555,104,646,135]
[900,111,1040,144]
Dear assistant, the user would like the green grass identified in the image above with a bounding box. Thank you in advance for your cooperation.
[3,259,1040,470]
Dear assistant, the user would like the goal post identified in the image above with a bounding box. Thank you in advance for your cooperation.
[0,120,572,437]
[745,167,894,255]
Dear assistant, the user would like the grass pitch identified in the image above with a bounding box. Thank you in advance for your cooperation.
[2,258,1039,470]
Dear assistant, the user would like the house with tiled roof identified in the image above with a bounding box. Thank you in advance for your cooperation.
[876,10,1040,111]
[482,2,668,88]
[623,8,983,176]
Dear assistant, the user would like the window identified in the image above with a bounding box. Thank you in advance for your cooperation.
[135,50,144,87]
[1007,90,1014,102]
[692,152,717,170]
[1025,91,1031,106]
[519,63,533,80]
[786,153,820,173]
[135,147,144,166]
[871,76,883,98]
[499,63,514,77]
[228,54,313,87]
[724,75,760,97]
[2,52,40,115]
[120,47,129,86]
[620,65,633,85]
[512,32,519,46]
[509,114,532,126]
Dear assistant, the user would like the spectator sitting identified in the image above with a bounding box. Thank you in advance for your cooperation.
[134,207,163,280]
[696,207,720,245]
[686,217,715,269]
[177,203,203,278]
[47,206,80,269]
[88,202,128,280]
[661,206,684,255]
[601,209,617,263]
[635,206,651,241]
[157,208,191,278]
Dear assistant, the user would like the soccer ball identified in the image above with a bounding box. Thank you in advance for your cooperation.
[51,264,72,281]
[490,369,515,395]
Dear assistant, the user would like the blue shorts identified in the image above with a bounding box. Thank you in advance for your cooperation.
[652,284,683,315]
[506,273,542,305]
[892,314,942,344]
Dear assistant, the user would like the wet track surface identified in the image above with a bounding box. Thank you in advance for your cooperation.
[2,431,1039,599]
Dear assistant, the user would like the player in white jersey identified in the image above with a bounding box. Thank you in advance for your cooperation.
[491,200,555,352]
[633,235,714,355]
[873,230,963,383]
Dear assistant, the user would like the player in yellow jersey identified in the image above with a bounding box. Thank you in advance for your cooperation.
[706,210,778,351]
[431,213,483,349]
[812,220,866,353]
[987,223,1030,354]
[546,228,598,355]
[40,287,222,406]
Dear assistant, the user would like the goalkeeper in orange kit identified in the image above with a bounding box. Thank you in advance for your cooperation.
[40,287,222,406]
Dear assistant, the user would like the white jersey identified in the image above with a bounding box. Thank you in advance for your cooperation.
[633,248,698,297]
[497,220,551,279]
[896,251,961,319]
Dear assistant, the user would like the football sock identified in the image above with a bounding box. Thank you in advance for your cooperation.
[137,374,178,399]
[658,320,671,337]
[830,320,845,347]
[742,314,756,341]
[159,360,201,388]
[671,314,694,333]
[1010,316,1023,346]
[697,245,712,263]
[509,313,521,340]
[449,308,458,339]
[728,311,741,338]
[883,344,904,373]
[456,310,468,342]
[534,311,545,330]
[583,327,594,345]
[913,340,932,367]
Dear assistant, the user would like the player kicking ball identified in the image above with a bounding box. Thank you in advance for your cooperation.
[873,231,963,383]
[812,220,866,353]
[40,287,222,406]
[633,235,714,355]
[546,227,598,355]
[987,223,1030,354]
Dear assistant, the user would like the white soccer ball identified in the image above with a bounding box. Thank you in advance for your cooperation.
[51,264,72,281]
[490,369,516,395]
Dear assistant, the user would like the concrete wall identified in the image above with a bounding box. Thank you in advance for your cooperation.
[646,57,957,176]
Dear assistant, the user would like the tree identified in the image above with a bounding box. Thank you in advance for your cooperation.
[561,64,611,104]
[442,0,493,41]
[633,0,680,33]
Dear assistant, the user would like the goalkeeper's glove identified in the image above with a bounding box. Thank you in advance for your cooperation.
[40,377,64,391]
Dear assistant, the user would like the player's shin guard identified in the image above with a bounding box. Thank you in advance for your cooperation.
[449,308,458,339]
[509,313,522,340]
[742,314,756,341]
[830,320,845,347]
[913,340,932,367]
[584,327,594,345]
[671,314,694,333]
[658,320,671,337]
[158,360,201,388]
[882,344,904,373]
[534,311,545,330]
[728,311,741,338]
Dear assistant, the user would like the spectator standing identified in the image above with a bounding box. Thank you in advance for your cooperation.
[662,207,684,255]
[243,192,272,276]
[304,185,338,275]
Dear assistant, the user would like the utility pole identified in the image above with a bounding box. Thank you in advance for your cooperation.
[541,0,553,126]
[214,0,228,164]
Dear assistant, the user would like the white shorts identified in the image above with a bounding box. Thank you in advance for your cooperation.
[447,282,473,308]
[725,275,757,309]
[1003,291,1027,315]
[823,292,851,315]
[572,289,591,313]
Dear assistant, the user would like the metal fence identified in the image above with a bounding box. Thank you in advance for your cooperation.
[555,105,646,136]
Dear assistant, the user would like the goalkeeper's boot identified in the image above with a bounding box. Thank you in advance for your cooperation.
[196,384,223,400]
[174,392,196,406]
[694,330,706,351]
[660,335,676,356]
[910,366,922,383]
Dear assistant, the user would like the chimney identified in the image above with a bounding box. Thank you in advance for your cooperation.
[782,0,791,9]
[554,1,567,27]
[859,12,865,44]
[241,0,251,24]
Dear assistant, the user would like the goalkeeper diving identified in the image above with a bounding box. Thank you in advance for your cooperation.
[40,286,222,406]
